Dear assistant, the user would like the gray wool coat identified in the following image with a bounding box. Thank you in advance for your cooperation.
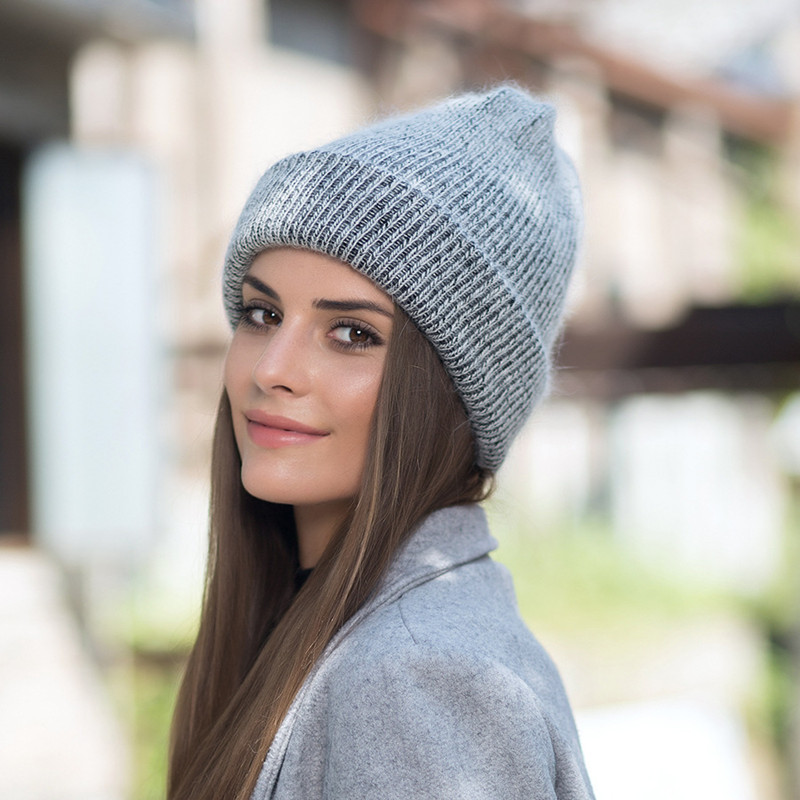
[250,504,595,800]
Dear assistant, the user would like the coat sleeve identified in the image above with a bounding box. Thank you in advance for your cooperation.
[322,642,586,800]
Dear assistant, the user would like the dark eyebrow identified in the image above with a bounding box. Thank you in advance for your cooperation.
[242,275,393,320]
[313,298,394,319]
[242,275,280,300]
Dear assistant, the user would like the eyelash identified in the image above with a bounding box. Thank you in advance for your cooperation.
[238,302,384,351]
[238,302,280,332]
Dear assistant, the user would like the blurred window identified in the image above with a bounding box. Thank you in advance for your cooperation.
[608,94,665,157]
[267,0,357,66]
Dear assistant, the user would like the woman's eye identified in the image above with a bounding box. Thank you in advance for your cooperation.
[243,306,280,327]
[331,325,374,347]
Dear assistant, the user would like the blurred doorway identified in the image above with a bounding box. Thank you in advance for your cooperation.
[0,143,29,538]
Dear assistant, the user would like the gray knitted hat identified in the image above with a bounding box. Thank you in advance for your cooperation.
[223,85,582,470]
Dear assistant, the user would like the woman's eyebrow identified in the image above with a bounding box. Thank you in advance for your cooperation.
[313,298,394,319]
[243,276,392,319]
[242,275,279,300]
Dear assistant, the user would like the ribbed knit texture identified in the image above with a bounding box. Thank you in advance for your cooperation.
[224,86,582,469]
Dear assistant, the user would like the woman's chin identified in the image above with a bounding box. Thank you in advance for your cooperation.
[239,465,358,509]
[240,470,297,505]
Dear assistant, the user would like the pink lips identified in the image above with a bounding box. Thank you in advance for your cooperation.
[245,411,329,449]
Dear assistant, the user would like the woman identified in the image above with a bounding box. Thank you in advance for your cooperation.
[169,85,594,799]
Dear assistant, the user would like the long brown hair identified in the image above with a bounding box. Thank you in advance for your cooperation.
[168,310,493,800]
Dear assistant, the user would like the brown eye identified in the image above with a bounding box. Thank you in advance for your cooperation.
[332,325,366,343]
[330,323,379,349]
[350,327,369,344]
[246,307,280,326]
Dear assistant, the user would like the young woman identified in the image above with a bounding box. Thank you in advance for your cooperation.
[168,85,594,800]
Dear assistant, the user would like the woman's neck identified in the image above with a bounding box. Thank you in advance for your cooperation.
[293,500,350,568]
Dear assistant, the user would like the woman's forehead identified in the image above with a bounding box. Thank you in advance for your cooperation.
[246,248,392,305]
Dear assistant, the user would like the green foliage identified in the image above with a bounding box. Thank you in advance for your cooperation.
[108,657,185,800]
[747,496,800,632]
[101,582,194,800]
[741,497,800,770]
[738,199,800,299]
[728,140,800,300]
[488,511,732,639]
[746,643,794,758]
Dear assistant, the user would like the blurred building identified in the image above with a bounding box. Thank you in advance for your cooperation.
[0,0,374,577]
[352,0,800,591]
[2,0,799,798]
[0,0,194,564]
[2,0,796,599]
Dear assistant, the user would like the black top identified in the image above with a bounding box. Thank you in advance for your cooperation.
[295,567,313,591]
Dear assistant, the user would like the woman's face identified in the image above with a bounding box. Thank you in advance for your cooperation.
[224,247,394,518]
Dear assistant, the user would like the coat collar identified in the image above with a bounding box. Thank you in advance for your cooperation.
[251,503,496,799]
[371,503,497,608]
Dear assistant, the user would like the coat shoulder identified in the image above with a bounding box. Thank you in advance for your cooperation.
[324,554,583,754]
[332,555,559,692]
[302,557,593,799]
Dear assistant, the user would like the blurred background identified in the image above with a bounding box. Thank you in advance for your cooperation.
[1,0,799,798]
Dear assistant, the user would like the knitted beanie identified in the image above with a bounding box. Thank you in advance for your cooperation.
[223,85,582,470]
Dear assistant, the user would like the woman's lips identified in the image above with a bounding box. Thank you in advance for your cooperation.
[245,411,329,449]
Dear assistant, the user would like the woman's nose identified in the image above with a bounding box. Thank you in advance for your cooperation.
[251,325,312,396]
